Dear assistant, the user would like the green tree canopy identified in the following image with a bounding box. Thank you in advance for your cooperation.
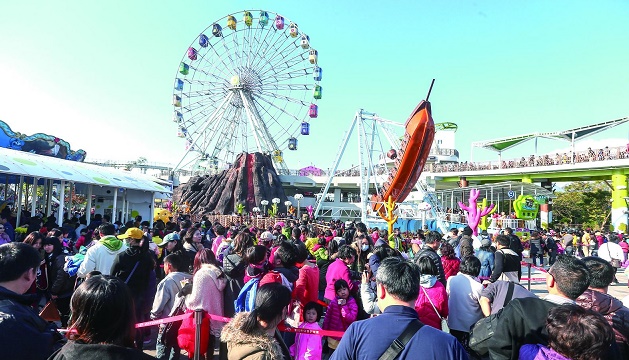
[552,181,611,229]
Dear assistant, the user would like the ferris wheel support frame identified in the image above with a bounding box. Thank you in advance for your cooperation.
[172,92,234,173]
[239,90,288,172]
[313,110,407,223]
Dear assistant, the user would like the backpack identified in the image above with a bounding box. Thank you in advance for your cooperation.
[454,241,462,259]
[468,281,515,356]
[234,277,260,313]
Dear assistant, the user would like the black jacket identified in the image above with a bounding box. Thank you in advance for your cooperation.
[508,234,524,256]
[415,245,446,285]
[489,296,622,360]
[47,254,75,297]
[110,246,154,298]
[488,297,559,360]
[0,286,63,360]
[489,249,522,282]
[49,340,155,360]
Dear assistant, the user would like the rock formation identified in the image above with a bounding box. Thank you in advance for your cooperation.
[173,152,288,215]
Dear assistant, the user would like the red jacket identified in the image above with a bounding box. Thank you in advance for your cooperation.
[414,281,448,330]
[293,262,319,305]
[441,257,461,280]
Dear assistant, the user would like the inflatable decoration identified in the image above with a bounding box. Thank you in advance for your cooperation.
[306,205,314,218]
[458,189,495,236]
[154,208,173,224]
[0,120,87,161]
[477,197,497,231]
[513,195,539,220]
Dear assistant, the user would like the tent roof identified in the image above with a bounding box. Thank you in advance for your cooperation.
[0,147,171,193]
[472,117,629,152]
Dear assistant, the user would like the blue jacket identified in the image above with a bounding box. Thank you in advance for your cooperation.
[0,286,63,360]
[331,305,468,360]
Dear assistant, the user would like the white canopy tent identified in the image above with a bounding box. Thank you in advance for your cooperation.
[0,147,172,227]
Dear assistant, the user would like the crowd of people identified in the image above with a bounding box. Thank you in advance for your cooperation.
[1,207,629,359]
[430,144,629,173]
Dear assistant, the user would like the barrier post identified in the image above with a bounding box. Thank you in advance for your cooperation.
[194,310,203,360]
[522,258,533,291]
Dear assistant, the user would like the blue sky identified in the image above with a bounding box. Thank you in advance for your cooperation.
[0,1,627,170]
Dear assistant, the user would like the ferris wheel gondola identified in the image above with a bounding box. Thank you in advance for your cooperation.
[171,10,322,173]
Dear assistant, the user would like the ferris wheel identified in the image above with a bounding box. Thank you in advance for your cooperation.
[172,10,322,174]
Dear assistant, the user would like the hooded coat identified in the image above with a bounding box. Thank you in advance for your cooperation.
[576,288,629,358]
[220,312,290,360]
[186,263,227,336]
[77,235,127,277]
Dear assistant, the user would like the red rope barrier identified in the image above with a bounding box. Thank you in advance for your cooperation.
[132,311,347,337]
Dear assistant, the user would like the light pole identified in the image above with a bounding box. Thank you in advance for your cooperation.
[294,194,304,219]
[261,200,268,216]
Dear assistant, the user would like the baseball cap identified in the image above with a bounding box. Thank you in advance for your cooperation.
[117,227,144,240]
[156,232,180,247]
[480,237,492,247]
[260,231,276,242]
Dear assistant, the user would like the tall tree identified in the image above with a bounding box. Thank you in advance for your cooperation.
[552,181,611,229]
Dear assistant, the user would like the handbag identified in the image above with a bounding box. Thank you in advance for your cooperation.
[421,286,449,333]
[469,281,515,356]
[606,245,622,268]
[39,300,61,322]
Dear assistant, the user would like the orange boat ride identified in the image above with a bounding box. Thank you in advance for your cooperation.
[372,81,436,217]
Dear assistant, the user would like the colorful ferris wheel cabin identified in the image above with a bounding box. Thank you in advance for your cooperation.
[289,23,299,38]
[172,95,182,107]
[173,111,183,123]
[309,49,318,64]
[288,137,298,150]
[313,85,322,99]
[301,122,310,135]
[313,66,322,81]
[275,15,285,29]
[300,34,310,49]
[179,63,189,75]
[227,16,237,30]
[212,24,222,37]
[187,47,198,61]
[174,79,184,91]
[308,104,318,118]
[259,11,269,27]
[199,34,209,48]
[244,12,253,27]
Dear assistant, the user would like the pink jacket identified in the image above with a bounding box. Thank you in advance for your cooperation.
[322,297,357,340]
[414,281,449,330]
[289,322,323,360]
[324,259,355,301]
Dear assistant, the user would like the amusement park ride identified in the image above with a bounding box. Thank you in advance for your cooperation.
[165,9,552,236]
[170,10,322,175]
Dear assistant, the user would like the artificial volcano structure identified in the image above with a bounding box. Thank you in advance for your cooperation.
[173,152,288,215]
